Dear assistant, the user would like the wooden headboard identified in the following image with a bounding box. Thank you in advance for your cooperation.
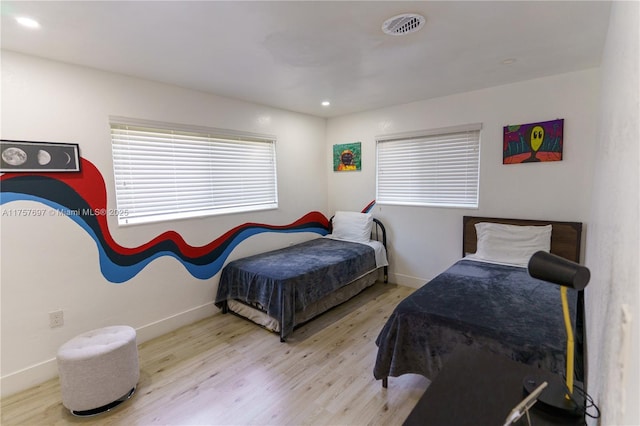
[463,216,583,262]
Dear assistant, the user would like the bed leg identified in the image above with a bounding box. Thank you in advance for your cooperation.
[221,301,229,314]
[280,336,286,343]
[382,377,388,388]
[383,266,388,283]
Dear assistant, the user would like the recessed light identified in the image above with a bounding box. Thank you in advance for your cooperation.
[502,58,517,65]
[16,16,40,29]
[321,101,331,107]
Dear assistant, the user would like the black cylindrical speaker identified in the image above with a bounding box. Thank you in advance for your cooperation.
[528,251,590,290]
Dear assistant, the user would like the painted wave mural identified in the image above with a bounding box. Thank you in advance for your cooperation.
[1,158,375,283]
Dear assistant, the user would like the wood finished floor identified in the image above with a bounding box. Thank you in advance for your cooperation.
[1,282,429,426]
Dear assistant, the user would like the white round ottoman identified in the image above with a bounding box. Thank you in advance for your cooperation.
[56,325,139,416]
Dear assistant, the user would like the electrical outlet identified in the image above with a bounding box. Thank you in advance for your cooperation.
[49,310,64,328]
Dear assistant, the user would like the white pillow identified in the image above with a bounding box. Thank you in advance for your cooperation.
[472,222,552,267]
[331,211,373,243]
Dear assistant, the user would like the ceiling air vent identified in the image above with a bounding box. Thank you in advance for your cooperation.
[382,13,426,36]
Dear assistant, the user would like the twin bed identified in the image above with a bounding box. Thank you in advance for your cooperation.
[373,216,584,388]
[215,211,388,342]
[215,212,584,392]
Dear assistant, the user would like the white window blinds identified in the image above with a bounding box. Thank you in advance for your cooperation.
[110,118,278,225]
[376,124,481,208]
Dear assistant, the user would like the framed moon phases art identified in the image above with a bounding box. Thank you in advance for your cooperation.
[1,140,80,172]
[503,119,563,164]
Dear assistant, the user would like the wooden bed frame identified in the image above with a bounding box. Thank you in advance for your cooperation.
[379,216,586,389]
[463,215,586,380]
[463,216,583,262]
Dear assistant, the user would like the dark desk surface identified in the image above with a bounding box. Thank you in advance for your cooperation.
[403,347,584,426]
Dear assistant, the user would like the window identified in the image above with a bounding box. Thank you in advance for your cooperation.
[110,117,278,225]
[376,123,481,208]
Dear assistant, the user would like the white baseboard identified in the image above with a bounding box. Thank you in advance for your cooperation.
[0,302,219,398]
[0,359,59,399]
[388,272,431,289]
[135,301,218,343]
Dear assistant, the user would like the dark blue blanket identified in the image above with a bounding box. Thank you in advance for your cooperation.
[374,259,577,381]
[215,237,376,339]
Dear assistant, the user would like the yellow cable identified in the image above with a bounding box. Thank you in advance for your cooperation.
[561,286,574,398]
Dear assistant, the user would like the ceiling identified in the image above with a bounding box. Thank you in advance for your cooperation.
[1,1,611,118]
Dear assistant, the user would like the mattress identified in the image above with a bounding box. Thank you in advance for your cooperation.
[373,258,578,382]
[216,236,383,340]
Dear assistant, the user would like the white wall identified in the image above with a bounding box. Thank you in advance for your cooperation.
[0,51,328,396]
[327,69,600,286]
[585,2,640,424]
[2,34,632,419]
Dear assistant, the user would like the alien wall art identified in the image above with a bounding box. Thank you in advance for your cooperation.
[503,119,563,164]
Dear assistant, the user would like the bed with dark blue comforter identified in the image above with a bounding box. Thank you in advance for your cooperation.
[373,216,584,387]
[374,259,577,383]
[215,220,387,341]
